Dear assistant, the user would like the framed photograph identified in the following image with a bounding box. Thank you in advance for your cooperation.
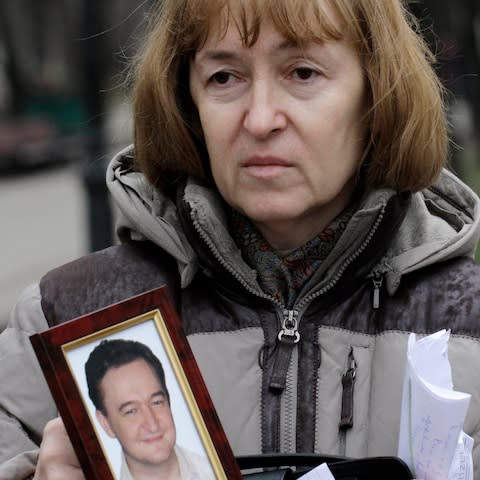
[30,286,243,480]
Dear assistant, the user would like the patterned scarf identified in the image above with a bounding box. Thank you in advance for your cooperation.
[229,206,356,308]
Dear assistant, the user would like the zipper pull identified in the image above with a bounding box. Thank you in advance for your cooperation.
[269,310,300,392]
[339,348,356,430]
[278,310,300,343]
[372,273,383,309]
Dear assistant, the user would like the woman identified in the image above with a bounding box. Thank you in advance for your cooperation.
[1,0,479,479]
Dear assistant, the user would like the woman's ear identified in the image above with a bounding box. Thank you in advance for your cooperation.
[95,409,117,439]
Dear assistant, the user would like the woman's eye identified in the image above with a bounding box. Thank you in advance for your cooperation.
[292,67,318,81]
[210,71,233,85]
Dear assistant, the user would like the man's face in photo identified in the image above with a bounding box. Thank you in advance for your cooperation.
[95,358,176,470]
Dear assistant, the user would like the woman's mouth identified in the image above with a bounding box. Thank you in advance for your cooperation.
[241,155,294,178]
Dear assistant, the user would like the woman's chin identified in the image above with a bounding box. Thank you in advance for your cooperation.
[237,206,294,225]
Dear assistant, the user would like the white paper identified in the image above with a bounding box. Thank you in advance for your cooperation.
[448,432,474,480]
[397,330,472,480]
[298,463,336,480]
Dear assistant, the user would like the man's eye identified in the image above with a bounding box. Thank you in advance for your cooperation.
[152,396,166,407]
[124,408,136,416]
[210,71,233,85]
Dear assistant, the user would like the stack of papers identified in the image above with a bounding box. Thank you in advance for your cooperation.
[397,330,473,480]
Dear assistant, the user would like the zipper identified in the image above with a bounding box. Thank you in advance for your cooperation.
[278,309,300,343]
[282,347,298,452]
[190,216,282,307]
[269,309,300,392]
[371,272,384,309]
[293,200,388,313]
[190,200,386,449]
[191,214,297,394]
[268,201,386,394]
[190,197,387,325]
[339,347,357,456]
[339,347,357,430]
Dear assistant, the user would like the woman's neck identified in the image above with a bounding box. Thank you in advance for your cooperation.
[252,179,360,250]
[253,203,352,251]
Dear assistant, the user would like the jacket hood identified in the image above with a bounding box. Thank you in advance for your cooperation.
[107,145,480,295]
[106,145,199,287]
[383,168,480,293]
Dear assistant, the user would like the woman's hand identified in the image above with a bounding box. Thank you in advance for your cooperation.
[33,417,85,480]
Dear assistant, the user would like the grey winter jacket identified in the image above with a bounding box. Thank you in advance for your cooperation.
[1,145,480,479]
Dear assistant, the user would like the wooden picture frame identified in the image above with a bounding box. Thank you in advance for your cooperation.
[30,286,242,480]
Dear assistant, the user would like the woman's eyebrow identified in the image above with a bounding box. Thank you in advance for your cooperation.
[196,39,300,63]
[197,49,239,62]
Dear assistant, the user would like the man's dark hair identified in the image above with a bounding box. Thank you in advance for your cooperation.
[85,339,170,414]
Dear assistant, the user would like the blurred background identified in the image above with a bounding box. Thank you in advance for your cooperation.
[0,0,479,325]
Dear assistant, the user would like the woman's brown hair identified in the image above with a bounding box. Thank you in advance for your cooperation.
[132,0,448,192]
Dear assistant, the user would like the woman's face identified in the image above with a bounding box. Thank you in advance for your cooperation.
[189,6,367,249]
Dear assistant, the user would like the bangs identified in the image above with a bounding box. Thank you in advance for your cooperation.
[175,0,351,54]
[267,0,347,45]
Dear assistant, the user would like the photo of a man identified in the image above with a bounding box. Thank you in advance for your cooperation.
[85,339,215,480]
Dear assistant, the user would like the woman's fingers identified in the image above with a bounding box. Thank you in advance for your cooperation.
[34,417,85,480]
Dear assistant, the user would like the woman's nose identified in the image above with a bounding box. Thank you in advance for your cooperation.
[243,80,287,139]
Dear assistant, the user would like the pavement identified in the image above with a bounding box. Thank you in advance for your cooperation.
[0,163,89,327]
[0,99,132,328]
